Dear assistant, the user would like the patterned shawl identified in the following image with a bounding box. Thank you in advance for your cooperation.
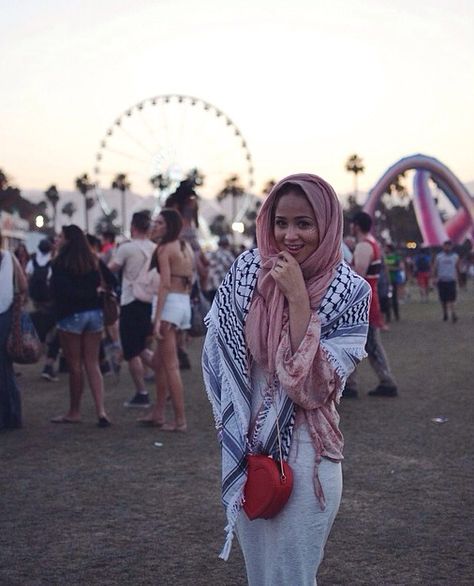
[202,249,370,560]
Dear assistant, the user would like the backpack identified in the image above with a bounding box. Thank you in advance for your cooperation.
[28,257,51,303]
[131,246,160,303]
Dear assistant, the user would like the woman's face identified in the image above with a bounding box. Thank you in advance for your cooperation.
[273,190,319,263]
[154,214,168,239]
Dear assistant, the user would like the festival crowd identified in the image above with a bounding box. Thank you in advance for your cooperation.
[0,184,236,432]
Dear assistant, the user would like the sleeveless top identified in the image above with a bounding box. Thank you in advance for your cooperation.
[363,237,384,328]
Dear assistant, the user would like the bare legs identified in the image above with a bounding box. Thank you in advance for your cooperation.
[141,323,187,430]
[54,330,108,422]
[128,349,154,393]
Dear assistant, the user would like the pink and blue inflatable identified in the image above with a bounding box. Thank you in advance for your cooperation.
[363,154,474,245]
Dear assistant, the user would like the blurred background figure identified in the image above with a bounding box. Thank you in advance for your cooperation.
[26,237,60,381]
[14,242,30,272]
[100,231,117,266]
[87,234,120,377]
[139,208,193,431]
[166,180,209,370]
[0,229,28,430]
[433,240,460,323]
[342,235,355,265]
[50,225,111,427]
[345,212,398,398]
[384,243,404,321]
[413,246,432,302]
[205,235,235,303]
[108,212,156,408]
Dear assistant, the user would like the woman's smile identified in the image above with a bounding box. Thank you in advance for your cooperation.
[273,190,319,263]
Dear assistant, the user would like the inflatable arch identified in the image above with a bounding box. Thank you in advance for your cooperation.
[363,154,474,245]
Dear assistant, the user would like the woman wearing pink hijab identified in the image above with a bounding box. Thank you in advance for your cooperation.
[203,174,371,584]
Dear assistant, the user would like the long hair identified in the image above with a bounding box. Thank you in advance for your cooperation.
[158,208,183,245]
[54,225,98,275]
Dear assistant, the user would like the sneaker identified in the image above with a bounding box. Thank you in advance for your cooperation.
[123,393,150,408]
[368,385,398,397]
[41,365,59,382]
[342,387,358,399]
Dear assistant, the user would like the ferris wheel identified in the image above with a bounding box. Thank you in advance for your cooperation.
[93,94,255,220]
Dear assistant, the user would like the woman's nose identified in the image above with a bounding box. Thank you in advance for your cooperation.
[284,224,298,240]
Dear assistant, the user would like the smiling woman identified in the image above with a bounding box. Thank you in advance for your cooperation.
[272,185,320,264]
[202,173,372,585]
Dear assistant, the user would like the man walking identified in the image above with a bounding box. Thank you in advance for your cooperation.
[109,212,156,407]
[344,212,398,398]
[433,240,460,322]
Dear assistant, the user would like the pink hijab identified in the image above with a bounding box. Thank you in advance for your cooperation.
[245,173,343,374]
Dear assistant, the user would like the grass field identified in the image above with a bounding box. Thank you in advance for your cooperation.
[1,285,473,585]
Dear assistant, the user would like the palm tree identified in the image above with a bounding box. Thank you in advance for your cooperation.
[262,179,276,197]
[385,173,409,200]
[111,173,131,232]
[45,185,60,234]
[61,201,77,222]
[75,173,94,232]
[345,154,365,198]
[0,168,8,191]
[217,175,245,221]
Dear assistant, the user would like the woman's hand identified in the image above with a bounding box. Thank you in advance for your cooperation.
[271,251,311,353]
[270,252,307,304]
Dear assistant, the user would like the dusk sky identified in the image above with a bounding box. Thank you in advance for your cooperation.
[1,0,473,202]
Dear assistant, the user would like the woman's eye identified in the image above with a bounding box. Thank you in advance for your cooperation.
[298,221,311,229]
[275,220,287,228]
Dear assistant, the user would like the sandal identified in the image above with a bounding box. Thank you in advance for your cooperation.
[51,415,81,424]
[161,422,187,433]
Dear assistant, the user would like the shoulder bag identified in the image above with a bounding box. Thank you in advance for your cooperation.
[243,403,294,520]
[7,259,42,364]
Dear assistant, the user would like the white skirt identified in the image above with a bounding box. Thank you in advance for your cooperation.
[236,424,342,586]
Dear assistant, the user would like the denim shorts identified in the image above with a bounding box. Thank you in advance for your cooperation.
[57,309,104,334]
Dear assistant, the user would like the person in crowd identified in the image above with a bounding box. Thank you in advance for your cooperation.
[342,235,355,264]
[414,246,432,301]
[26,237,60,381]
[384,243,403,321]
[432,240,460,322]
[50,225,111,427]
[100,231,117,265]
[0,229,27,430]
[139,208,193,431]
[14,242,30,272]
[166,181,208,370]
[108,211,156,407]
[87,234,120,376]
[202,174,371,582]
[377,254,391,329]
[344,211,398,398]
[205,235,235,303]
[457,247,470,290]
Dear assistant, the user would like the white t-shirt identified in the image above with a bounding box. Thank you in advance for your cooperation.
[112,238,156,305]
[435,251,459,282]
[0,251,14,313]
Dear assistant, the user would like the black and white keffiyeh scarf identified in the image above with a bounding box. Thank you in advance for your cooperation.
[202,248,370,559]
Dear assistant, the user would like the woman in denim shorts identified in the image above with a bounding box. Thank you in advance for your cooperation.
[50,225,111,427]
